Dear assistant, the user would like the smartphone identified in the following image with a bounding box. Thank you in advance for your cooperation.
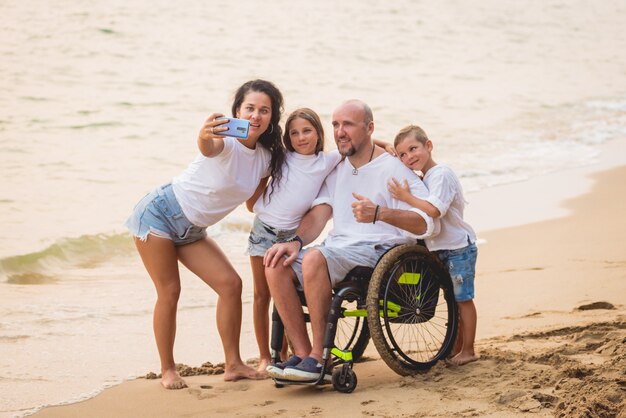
[216,117,250,139]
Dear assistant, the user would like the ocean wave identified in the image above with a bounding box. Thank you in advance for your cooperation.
[68,121,124,130]
[0,233,134,284]
[455,96,626,192]
[0,335,31,342]
[6,273,58,285]
[216,217,254,233]
[587,98,626,112]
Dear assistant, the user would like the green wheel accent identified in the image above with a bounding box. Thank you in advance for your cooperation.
[398,272,421,285]
[378,299,401,317]
[343,309,367,317]
[331,347,353,361]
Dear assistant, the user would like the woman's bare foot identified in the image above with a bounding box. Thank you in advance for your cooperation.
[224,363,265,381]
[161,368,187,389]
[449,352,479,366]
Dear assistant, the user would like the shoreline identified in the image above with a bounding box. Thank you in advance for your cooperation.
[29,161,626,416]
[465,136,626,233]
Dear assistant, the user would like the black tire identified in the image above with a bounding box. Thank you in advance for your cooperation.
[366,244,458,375]
[332,365,358,393]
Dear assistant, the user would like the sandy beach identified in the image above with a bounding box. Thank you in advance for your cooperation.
[30,163,626,417]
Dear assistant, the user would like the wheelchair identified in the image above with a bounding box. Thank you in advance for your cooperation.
[269,242,458,393]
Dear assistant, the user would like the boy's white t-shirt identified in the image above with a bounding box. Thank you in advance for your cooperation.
[313,153,435,247]
[422,164,476,251]
[254,150,342,230]
[172,137,271,228]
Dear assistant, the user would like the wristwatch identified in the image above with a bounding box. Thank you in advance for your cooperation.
[287,235,303,251]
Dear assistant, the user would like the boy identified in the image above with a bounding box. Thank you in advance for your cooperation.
[387,125,479,366]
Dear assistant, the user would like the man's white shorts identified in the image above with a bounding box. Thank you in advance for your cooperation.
[290,242,393,289]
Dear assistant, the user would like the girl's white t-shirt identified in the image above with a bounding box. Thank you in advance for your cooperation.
[172,137,271,227]
[254,150,342,230]
[422,164,476,251]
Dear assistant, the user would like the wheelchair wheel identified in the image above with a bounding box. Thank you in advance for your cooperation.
[335,298,369,361]
[366,244,458,375]
[303,297,370,362]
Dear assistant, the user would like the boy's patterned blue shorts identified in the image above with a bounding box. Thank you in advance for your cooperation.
[435,243,477,302]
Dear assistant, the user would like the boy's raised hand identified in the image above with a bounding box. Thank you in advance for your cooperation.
[387,177,411,203]
[382,143,397,157]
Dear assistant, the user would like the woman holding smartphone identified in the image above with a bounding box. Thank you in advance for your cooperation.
[125,79,286,389]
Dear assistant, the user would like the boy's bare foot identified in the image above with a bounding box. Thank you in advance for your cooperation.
[224,363,265,381]
[449,352,479,366]
[256,358,270,376]
[446,349,461,359]
[161,368,187,389]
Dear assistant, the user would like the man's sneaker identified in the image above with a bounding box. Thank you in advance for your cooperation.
[266,355,302,379]
[282,356,332,382]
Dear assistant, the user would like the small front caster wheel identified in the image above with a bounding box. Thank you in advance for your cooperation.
[332,365,357,393]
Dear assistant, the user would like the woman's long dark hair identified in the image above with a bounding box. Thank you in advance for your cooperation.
[231,79,285,202]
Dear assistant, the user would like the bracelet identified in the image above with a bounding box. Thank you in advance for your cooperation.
[288,235,303,251]
[373,205,380,224]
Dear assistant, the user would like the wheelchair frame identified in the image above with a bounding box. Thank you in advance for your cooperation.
[269,243,459,393]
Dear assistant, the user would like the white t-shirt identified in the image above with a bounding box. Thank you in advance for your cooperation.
[314,153,435,248]
[172,137,271,227]
[254,150,342,230]
[422,164,476,251]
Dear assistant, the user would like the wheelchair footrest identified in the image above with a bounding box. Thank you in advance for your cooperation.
[272,376,331,386]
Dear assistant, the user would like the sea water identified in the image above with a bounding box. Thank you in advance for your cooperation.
[1,0,626,416]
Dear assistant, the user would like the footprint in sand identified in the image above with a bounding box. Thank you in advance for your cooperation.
[214,383,250,393]
[187,388,216,400]
[307,406,323,416]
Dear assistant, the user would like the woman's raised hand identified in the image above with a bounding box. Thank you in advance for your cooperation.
[197,113,229,157]
[199,113,229,141]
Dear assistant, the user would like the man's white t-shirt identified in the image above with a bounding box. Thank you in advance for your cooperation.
[254,151,342,230]
[422,164,476,251]
[314,153,435,247]
[172,137,271,227]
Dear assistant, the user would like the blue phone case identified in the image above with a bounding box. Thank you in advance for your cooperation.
[217,117,250,139]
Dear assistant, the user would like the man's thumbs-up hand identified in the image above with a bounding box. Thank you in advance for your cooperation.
[351,192,379,223]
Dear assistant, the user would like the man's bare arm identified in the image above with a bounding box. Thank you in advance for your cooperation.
[377,207,427,235]
[296,203,332,245]
[352,192,428,236]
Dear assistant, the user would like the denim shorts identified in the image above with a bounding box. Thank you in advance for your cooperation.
[290,242,391,289]
[247,216,297,257]
[124,183,207,246]
[435,243,477,302]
